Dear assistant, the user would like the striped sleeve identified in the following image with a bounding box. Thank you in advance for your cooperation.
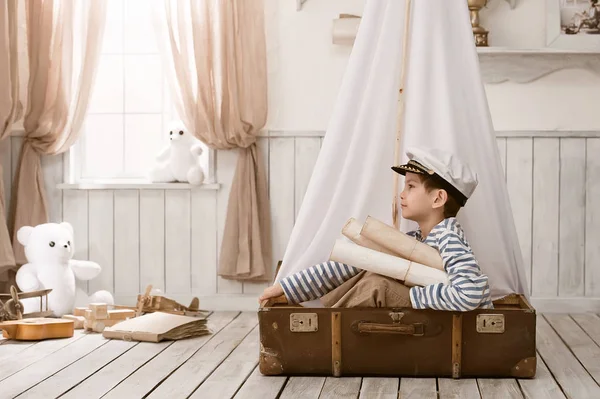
[409,229,491,311]
[279,261,360,304]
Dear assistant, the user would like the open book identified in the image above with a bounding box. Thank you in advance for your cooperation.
[102,311,210,342]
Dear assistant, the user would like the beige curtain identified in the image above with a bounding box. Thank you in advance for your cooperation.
[9,0,107,264]
[160,0,272,281]
[0,0,21,288]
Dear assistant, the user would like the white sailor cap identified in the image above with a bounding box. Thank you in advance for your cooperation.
[391,147,478,206]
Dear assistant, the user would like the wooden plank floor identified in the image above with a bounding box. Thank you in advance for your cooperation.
[1,313,599,398]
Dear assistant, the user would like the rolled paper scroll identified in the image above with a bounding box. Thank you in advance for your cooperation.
[341,218,397,256]
[360,216,444,271]
[329,239,449,287]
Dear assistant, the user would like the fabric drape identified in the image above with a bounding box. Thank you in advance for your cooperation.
[275,0,529,303]
[10,0,107,264]
[0,0,22,288]
[159,0,272,281]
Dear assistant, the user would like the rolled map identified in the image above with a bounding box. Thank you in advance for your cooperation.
[329,238,449,287]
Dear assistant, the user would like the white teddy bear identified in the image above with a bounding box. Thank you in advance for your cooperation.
[16,222,114,317]
[150,120,205,185]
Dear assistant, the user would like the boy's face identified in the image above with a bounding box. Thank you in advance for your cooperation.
[399,172,440,222]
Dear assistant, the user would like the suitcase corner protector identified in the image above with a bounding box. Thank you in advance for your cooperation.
[510,356,537,378]
[259,345,284,375]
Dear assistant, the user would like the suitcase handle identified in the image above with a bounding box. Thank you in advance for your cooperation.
[356,321,424,336]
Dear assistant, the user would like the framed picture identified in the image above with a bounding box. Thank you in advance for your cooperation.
[546,0,600,51]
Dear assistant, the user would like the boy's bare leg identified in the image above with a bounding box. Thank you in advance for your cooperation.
[320,271,411,308]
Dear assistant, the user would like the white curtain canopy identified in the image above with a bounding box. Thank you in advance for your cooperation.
[275,0,529,304]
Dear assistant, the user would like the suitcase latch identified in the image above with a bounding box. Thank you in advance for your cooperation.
[389,312,405,322]
[290,313,318,332]
[476,314,505,333]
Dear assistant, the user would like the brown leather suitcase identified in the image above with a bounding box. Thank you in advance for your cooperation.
[258,292,536,378]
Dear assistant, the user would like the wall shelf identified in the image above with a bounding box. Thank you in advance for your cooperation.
[477,47,600,84]
[297,0,517,11]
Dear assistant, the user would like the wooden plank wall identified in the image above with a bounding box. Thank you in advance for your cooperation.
[2,132,600,311]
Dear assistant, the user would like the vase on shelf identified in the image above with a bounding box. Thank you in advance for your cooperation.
[468,0,489,47]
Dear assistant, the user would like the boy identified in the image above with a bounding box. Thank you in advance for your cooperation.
[259,147,493,311]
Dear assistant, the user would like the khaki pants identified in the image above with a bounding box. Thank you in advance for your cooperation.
[320,270,412,308]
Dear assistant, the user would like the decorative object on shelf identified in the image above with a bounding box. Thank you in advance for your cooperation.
[546,0,600,51]
[149,120,206,185]
[468,0,489,46]
[15,222,114,317]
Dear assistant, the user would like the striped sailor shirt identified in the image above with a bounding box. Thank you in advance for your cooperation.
[279,217,493,311]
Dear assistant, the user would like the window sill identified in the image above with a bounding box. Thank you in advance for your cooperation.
[57,181,220,190]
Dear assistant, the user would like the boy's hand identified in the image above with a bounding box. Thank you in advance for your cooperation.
[258,283,284,303]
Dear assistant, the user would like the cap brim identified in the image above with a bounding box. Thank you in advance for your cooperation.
[391,163,430,176]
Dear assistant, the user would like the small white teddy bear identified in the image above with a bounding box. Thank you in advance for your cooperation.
[150,120,205,185]
[15,222,114,317]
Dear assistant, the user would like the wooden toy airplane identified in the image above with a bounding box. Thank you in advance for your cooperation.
[114,285,209,318]
[0,285,53,321]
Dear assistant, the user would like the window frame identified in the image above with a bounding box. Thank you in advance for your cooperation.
[66,0,216,187]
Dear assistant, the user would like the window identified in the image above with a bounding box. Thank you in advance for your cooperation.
[71,0,211,184]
